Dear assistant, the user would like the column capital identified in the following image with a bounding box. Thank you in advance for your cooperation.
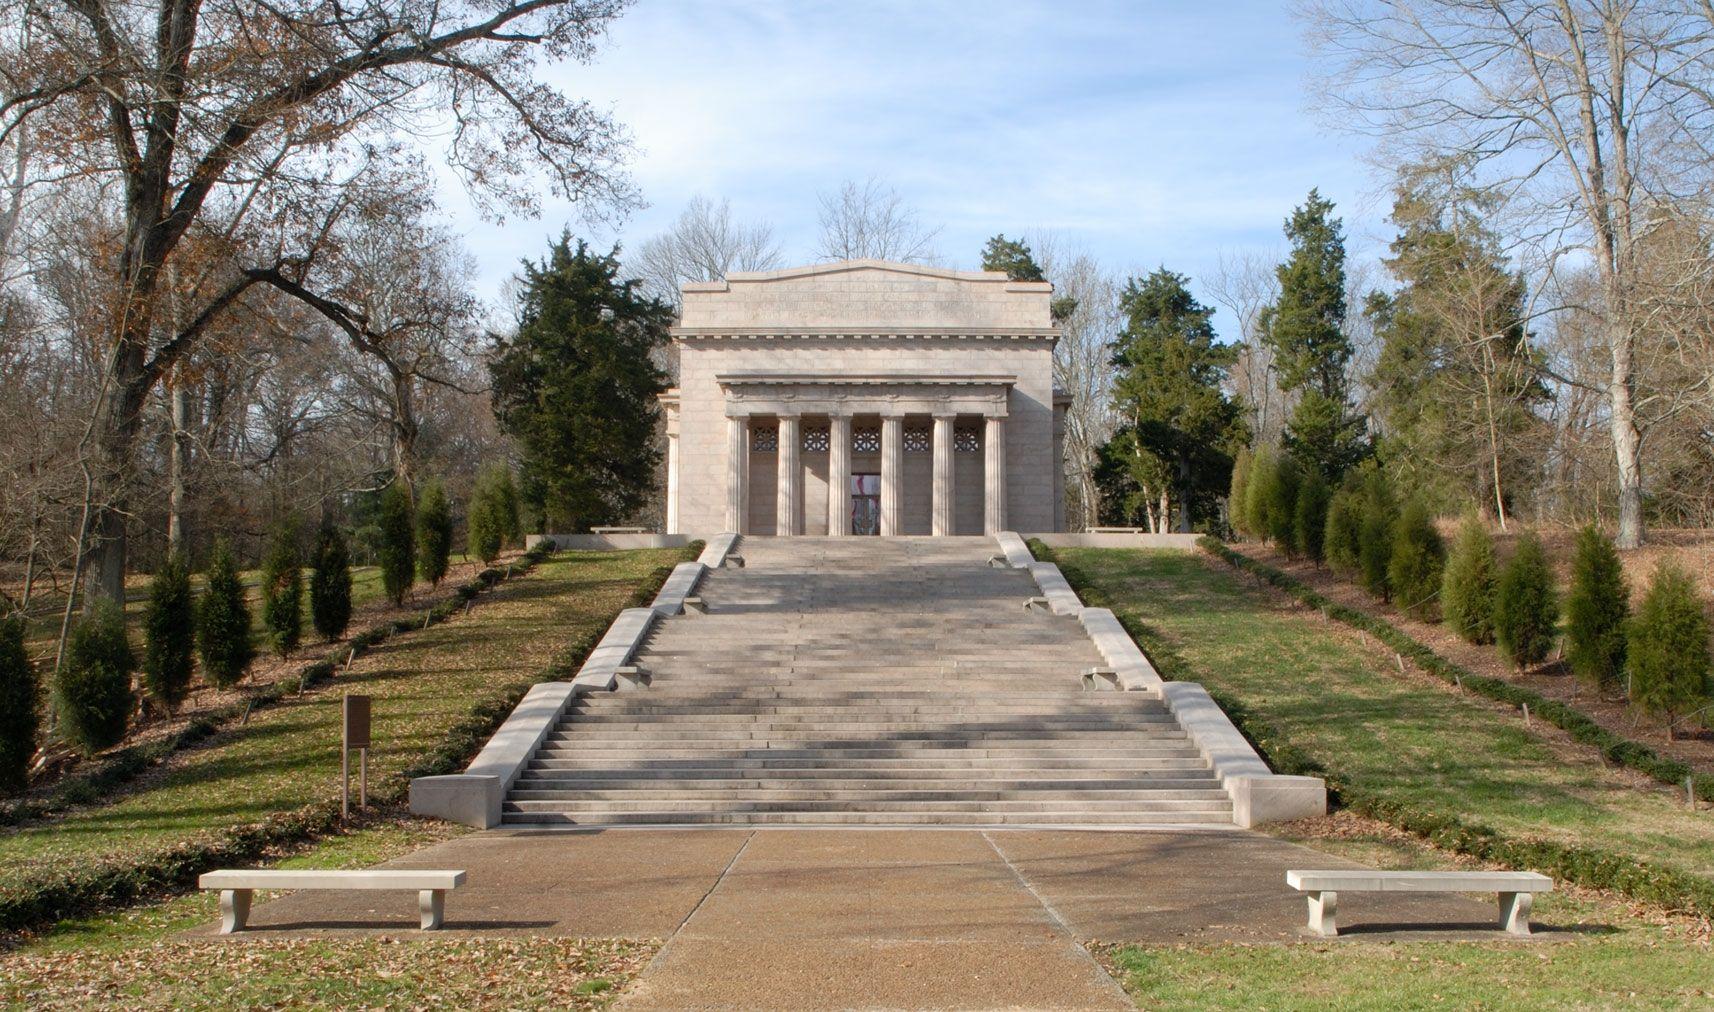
[931,410,959,421]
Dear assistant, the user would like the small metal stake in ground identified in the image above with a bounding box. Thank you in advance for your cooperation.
[1394,652,1404,672]
[1689,777,1697,812]
[344,645,358,673]
[342,693,372,820]
[1522,703,1531,727]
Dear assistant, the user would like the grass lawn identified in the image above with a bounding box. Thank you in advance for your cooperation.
[0,816,657,1010]
[1099,814,1713,1010]
[0,549,683,895]
[1058,548,1714,885]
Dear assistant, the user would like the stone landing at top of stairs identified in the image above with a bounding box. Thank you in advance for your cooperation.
[504,537,1234,828]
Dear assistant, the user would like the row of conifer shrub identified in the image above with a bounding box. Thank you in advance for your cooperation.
[0,542,555,826]
[0,537,699,935]
[1229,450,1712,733]
[1201,537,1713,804]
[1036,537,1714,919]
[1,470,529,796]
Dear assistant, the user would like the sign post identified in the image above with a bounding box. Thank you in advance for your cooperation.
[342,694,371,820]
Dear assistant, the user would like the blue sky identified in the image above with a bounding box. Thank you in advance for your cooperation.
[440,1,1389,325]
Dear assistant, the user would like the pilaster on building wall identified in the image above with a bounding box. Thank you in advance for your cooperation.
[668,259,1063,538]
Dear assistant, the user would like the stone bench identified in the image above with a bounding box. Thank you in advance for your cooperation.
[1285,869,1553,937]
[199,869,466,933]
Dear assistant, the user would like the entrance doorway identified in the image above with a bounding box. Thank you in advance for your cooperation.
[851,473,880,535]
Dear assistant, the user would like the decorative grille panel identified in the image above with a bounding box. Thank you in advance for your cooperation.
[955,428,980,453]
[751,426,778,452]
[903,427,931,452]
[852,427,881,453]
[803,426,830,452]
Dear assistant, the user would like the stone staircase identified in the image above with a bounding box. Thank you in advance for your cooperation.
[503,537,1233,826]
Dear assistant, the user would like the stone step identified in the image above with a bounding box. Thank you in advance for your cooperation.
[498,810,1236,826]
[529,747,1205,761]
[510,787,1230,802]
[569,701,1165,715]
[528,754,1212,770]
[514,772,1223,788]
[554,718,1179,732]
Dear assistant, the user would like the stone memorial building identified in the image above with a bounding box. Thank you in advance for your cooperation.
[663,259,1068,538]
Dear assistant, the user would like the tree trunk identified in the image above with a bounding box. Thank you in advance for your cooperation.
[167,380,189,556]
[1608,318,1645,549]
[79,343,151,610]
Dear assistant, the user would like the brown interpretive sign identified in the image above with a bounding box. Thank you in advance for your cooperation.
[342,693,372,818]
[343,693,371,749]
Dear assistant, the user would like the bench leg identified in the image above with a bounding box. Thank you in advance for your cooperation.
[419,889,445,930]
[1306,890,1338,937]
[1498,891,1533,936]
[219,889,252,934]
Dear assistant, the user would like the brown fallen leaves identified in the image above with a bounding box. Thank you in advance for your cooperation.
[1,935,657,1010]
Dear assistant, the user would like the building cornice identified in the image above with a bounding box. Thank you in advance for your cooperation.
[672,327,1060,344]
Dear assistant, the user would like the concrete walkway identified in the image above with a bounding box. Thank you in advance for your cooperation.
[197,827,1523,1010]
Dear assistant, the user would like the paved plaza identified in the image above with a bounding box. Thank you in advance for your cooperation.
[195,827,1522,1009]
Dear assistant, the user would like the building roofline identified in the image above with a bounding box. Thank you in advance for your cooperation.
[680,258,1053,293]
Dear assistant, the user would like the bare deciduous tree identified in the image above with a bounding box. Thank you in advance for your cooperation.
[1302,0,1714,547]
[1208,249,1287,446]
[633,195,781,307]
[1031,235,1121,529]
[0,0,636,605]
[815,178,941,264]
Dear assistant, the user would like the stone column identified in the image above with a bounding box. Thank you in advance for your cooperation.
[725,415,748,534]
[879,414,903,536]
[931,414,955,536]
[984,416,1007,535]
[827,413,852,537]
[666,430,680,535]
[776,414,800,537]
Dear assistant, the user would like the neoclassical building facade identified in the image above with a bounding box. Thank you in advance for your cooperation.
[663,259,1067,538]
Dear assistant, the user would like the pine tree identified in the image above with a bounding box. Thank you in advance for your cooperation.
[1365,165,1547,515]
[259,519,303,658]
[197,539,254,689]
[1495,531,1558,672]
[416,479,453,587]
[1262,189,1369,479]
[489,235,671,531]
[141,553,195,713]
[1228,446,1253,539]
[1106,268,1246,531]
[310,521,354,641]
[1357,470,1397,601]
[0,615,39,794]
[1388,499,1446,620]
[1566,525,1629,692]
[1292,468,1331,563]
[1442,515,1498,645]
[1627,562,1711,728]
[56,600,134,755]
[378,480,415,605]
